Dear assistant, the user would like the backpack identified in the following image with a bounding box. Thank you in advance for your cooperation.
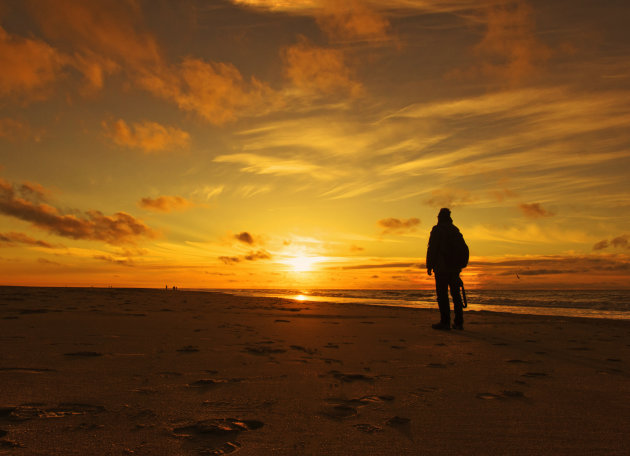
[442,227,469,270]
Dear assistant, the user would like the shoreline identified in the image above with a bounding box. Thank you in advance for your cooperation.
[2,285,629,322]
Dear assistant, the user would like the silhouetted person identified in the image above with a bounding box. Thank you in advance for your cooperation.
[426,208,469,330]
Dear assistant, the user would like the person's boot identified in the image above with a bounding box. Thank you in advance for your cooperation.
[452,322,464,330]
[431,322,451,330]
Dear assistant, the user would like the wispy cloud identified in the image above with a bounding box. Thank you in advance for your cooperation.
[191,185,224,201]
[138,196,194,212]
[214,153,334,179]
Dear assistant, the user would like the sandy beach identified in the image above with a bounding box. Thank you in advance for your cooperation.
[0,287,629,455]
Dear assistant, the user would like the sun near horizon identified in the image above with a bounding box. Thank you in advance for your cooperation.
[0,0,629,290]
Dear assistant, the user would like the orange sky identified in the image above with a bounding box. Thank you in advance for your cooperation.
[1,0,629,289]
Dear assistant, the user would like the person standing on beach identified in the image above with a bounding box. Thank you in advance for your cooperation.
[426,208,469,330]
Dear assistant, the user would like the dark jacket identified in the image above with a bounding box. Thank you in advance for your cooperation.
[426,220,463,274]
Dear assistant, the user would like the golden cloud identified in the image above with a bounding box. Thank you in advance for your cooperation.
[137,57,276,125]
[458,1,554,84]
[103,119,190,153]
[0,26,67,101]
[26,0,160,89]
[281,37,362,96]
[316,0,391,42]
[138,196,194,212]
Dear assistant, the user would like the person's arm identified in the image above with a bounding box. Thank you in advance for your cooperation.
[426,227,436,275]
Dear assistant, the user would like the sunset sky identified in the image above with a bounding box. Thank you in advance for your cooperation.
[1,0,629,289]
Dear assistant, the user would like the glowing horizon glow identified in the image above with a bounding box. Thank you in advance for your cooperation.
[283,254,322,273]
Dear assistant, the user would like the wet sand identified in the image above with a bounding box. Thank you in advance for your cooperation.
[1,286,629,455]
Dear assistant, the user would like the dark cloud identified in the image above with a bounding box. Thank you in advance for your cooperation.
[0,177,154,245]
[518,202,554,218]
[593,234,629,251]
[234,231,254,245]
[611,235,630,249]
[219,249,271,265]
[219,256,240,265]
[244,249,271,261]
[0,231,54,248]
[350,244,364,252]
[93,254,134,267]
[378,217,420,234]
[37,257,60,265]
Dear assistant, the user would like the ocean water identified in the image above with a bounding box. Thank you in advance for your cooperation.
[207,288,630,320]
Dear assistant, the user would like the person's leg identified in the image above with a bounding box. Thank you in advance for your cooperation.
[449,272,464,328]
[435,273,450,326]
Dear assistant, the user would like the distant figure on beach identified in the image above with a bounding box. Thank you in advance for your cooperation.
[426,208,469,330]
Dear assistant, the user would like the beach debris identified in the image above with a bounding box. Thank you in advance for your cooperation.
[173,418,263,437]
[386,416,410,427]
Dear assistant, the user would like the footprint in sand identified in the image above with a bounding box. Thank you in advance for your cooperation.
[290,345,318,355]
[506,359,532,364]
[188,378,243,389]
[64,351,103,357]
[426,363,447,368]
[522,372,548,378]
[2,403,105,421]
[328,370,375,383]
[0,367,56,373]
[354,423,384,433]
[322,396,394,420]
[244,346,286,356]
[176,345,200,353]
[173,418,263,455]
[476,390,525,400]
